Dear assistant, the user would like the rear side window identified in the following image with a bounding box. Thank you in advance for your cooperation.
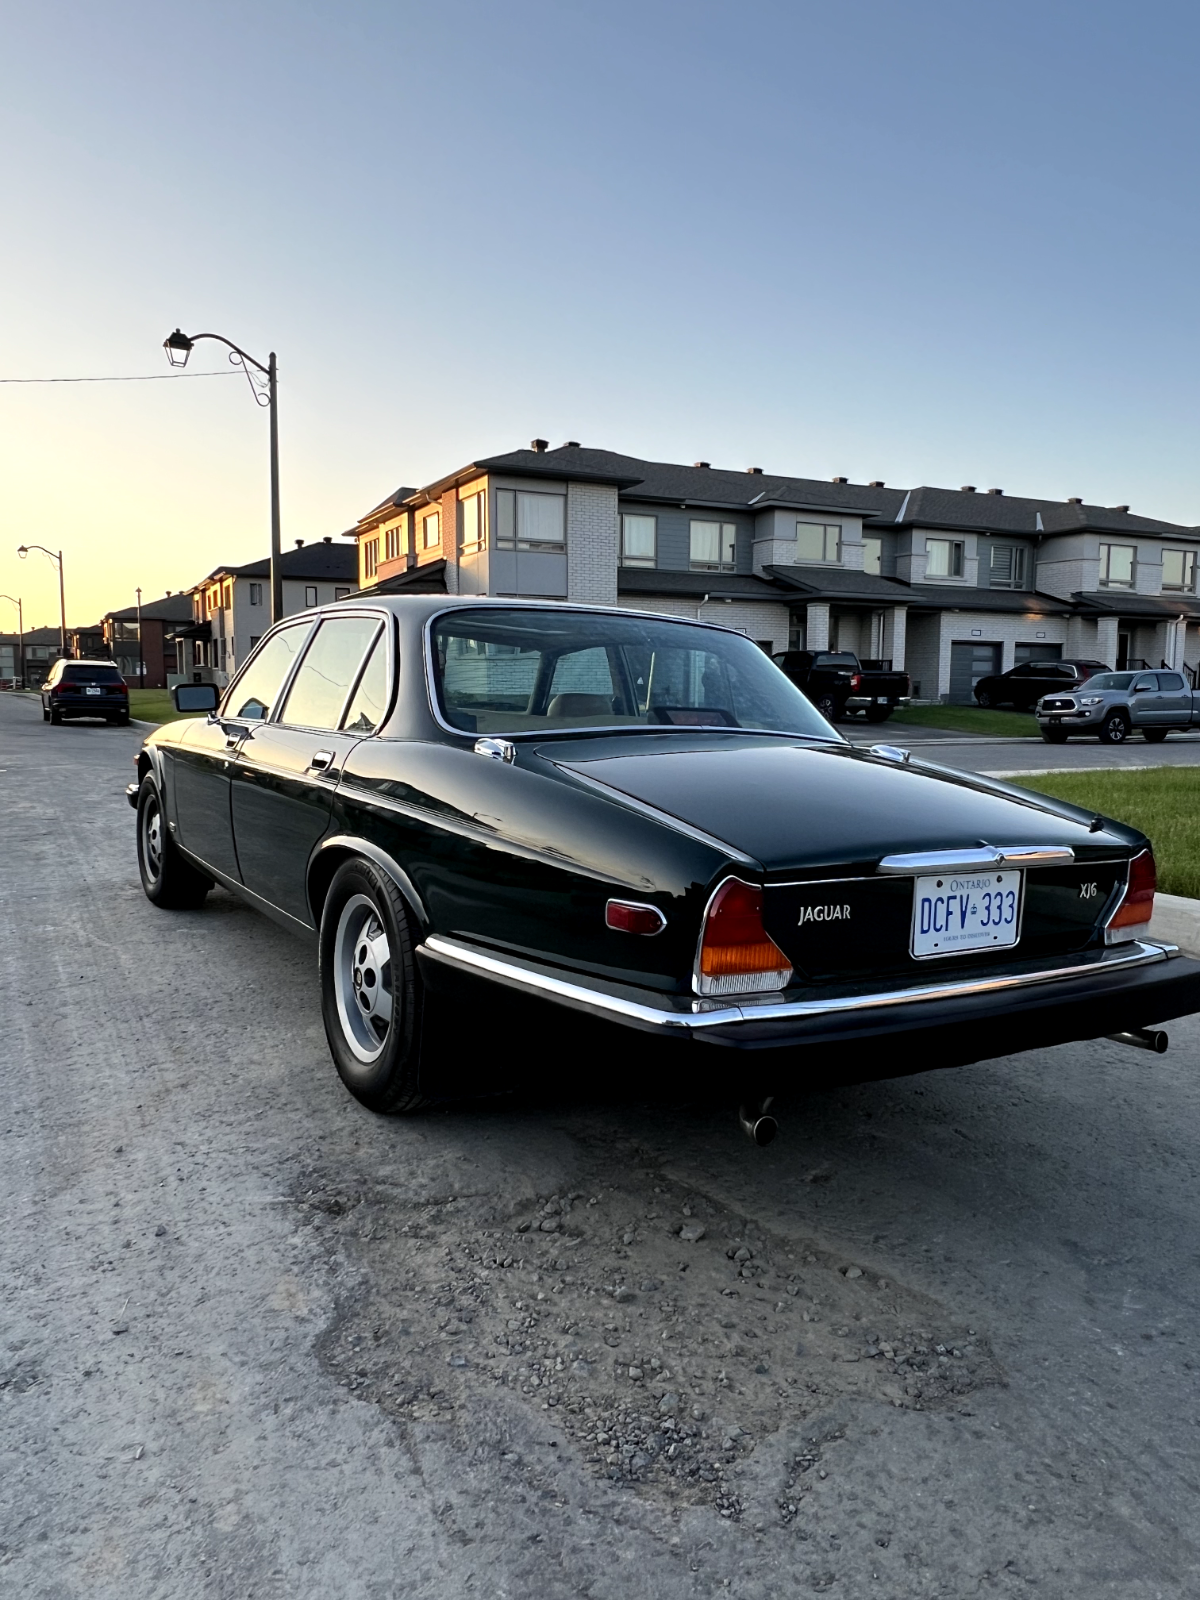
[280,615,382,730]
[225,622,314,721]
[342,632,390,732]
[62,665,123,684]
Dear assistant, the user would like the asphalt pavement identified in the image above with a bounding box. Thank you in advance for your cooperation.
[847,718,1200,776]
[3,690,1200,1599]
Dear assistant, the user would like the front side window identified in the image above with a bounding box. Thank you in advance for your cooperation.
[1157,672,1186,690]
[431,608,834,739]
[224,622,314,721]
[795,522,841,563]
[689,520,737,572]
[422,511,441,550]
[621,514,656,567]
[1099,543,1135,587]
[460,493,485,554]
[862,536,882,575]
[1162,549,1195,591]
[495,489,566,549]
[279,615,382,730]
[925,538,964,578]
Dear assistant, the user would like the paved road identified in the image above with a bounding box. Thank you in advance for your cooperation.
[3,690,1200,1599]
[847,719,1200,776]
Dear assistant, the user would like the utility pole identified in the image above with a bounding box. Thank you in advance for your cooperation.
[136,587,144,685]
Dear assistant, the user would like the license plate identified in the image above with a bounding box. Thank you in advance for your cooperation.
[911,871,1022,958]
[85,686,101,695]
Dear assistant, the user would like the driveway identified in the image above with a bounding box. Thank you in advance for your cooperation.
[2,690,1198,1598]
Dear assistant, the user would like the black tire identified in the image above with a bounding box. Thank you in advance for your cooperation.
[1098,710,1130,745]
[815,692,839,722]
[975,689,993,707]
[319,857,427,1114]
[136,775,211,909]
[1040,726,1069,744]
[1143,728,1169,743]
[864,705,892,723]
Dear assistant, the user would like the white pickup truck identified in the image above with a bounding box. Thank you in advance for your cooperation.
[1036,669,1200,744]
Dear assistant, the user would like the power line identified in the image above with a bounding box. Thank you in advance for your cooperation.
[0,372,242,384]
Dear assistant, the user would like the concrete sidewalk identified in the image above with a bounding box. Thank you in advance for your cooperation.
[1150,892,1200,958]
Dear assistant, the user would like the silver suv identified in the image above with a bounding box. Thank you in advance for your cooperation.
[1036,669,1200,745]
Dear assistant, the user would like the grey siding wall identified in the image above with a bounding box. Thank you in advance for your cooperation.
[620,501,755,574]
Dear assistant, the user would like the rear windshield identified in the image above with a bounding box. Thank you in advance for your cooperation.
[430,608,837,739]
[1081,673,1136,691]
[62,665,124,684]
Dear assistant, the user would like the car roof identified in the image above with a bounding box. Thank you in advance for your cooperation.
[330,592,759,636]
[59,658,122,668]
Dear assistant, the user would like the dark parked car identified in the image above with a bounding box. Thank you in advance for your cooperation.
[772,651,910,722]
[973,659,1108,710]
[129,600,1200,1130]
[42,658,130,724]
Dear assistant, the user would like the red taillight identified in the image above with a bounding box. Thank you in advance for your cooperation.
[849,673,861,689]
[606,900,666,936]
[696,878,793,996]
[107,685,125,695]
[1106,849,1156,943]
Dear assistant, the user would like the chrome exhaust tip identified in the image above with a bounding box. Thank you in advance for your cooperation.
[738,1097,778,1146]
[1107,1028,1169,1054]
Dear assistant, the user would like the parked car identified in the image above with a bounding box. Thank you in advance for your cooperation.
[128,599,1200,1129]
[41,658,130,725]
[771,650,910,722]
[972,659,1108,710]
[1037,669,1200,745]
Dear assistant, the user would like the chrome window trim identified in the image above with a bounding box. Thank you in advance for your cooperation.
[876,844,1076,875]
[216,615,318,727]
[420,935,1175,1034]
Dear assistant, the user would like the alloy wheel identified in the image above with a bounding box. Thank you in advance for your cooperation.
[333,893,395,1063]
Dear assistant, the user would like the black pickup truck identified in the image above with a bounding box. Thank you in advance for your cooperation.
[771,651,911,723]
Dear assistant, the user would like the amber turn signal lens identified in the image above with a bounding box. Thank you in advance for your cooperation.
[605,900,666,936]
[1106,848,1156,940]
[696,878,793,996]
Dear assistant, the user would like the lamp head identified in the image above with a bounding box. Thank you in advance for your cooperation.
[163,328,194,368]
[17,546,28,558]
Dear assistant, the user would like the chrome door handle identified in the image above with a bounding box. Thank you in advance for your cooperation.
[310,750,334,771]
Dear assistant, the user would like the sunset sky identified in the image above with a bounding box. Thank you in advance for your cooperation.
[2,0,1198,627]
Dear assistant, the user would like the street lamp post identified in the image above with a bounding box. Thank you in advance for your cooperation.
[0,594,23,688]
[136,586,144,685]
[16,545,66,656]
[163,329,282,623]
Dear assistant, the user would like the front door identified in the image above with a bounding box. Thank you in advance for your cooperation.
[1130,671,1167,723]
[171,715,245,881]
[231,613,386,924]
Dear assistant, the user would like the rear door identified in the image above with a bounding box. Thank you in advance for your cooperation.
[230,613,388,924]
[1154,671,1190,723]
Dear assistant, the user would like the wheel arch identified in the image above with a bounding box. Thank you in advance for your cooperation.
[308,835,429,934]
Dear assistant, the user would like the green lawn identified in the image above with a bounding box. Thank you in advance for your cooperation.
[888,704,1040,738]
[1011,767,1200,899]
[128,688,190,724]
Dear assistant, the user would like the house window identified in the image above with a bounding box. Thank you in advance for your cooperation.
[862,536,882,576]
[988,544,1028,589]
[495,489,566,549]
[384,524,402,562]
[249,636,262,650]
[305,586,318,607]
[1099,543,1135,588]
[223,580,233,608]
[363,539,378,579]
[1162,549,1196,592]
[422,511,441,550]
[795,521,841,563]
[620,514,656,567]
[334,587,351,601]
[460,493,485,554]
[249,582,263,606]
[925,538,964,578]
[689,520,737,572]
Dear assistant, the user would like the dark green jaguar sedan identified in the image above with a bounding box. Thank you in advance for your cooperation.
[128,597,1200,1132]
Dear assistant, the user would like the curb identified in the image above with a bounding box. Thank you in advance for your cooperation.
[1149,893,1200,959]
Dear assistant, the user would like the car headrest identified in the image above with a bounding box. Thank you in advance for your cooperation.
[545,693,615,718]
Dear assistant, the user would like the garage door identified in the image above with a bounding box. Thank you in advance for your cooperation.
[948,641,1001,704]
